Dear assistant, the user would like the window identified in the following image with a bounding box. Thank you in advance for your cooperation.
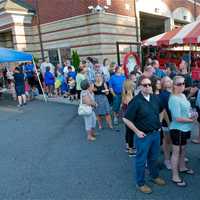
[60,47,71,64]
[48,49,59,66]
[48,47,71,66]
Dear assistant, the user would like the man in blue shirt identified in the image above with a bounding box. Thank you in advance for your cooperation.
[109,67,126,125]
[24,61,35,86]
[152,60,166,78]
[24,62,34,76]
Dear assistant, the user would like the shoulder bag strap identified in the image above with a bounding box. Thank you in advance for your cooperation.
[80,91,83,105]
[80,90,89,105]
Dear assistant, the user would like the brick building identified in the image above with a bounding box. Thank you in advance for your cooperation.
[0,0,200,64]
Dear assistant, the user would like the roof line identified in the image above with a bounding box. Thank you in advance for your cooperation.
[10,0,35,13]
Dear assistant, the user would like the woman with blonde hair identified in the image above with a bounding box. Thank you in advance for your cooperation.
[93,73,113,129]
[122,79,134,107]
[168,76,197,187]
[159,76,173,169]
[122,79,135,156]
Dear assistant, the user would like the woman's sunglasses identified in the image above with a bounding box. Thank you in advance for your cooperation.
[175,82,185,86]
[141,83,152,87]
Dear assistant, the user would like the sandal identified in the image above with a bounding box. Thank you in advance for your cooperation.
[180,169,194,175]
[172,179,187,187]
[87,136,96,141]
[91,132,96,137]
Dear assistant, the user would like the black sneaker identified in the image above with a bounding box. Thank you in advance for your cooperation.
[128,148,137,157]
[125,146,129,152]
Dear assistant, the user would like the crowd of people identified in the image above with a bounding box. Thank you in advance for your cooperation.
[76,56,200,194]
[0,62,40,106]
[1,55,200,194]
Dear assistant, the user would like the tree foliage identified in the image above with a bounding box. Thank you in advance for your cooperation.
[71,50,80,72]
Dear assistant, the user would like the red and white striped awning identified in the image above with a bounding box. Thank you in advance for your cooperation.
[142,20,200,46]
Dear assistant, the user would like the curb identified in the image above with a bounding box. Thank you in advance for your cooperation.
[35,95,79,106]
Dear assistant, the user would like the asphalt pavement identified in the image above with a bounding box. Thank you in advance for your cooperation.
[0,99,200,200]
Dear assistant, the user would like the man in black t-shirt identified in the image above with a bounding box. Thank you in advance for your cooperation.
[123,77,166,194]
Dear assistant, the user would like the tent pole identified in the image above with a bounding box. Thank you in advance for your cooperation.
[32,57,47,102]
[189,43,192,73]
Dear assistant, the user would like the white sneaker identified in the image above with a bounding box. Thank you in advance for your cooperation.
[164,160,172,170]
[184,157,189,163]
[113,117,118,125]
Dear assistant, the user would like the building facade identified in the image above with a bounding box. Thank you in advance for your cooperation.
[0,0,199,64]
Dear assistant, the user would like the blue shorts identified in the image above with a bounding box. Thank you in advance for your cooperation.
[15,85,25,96]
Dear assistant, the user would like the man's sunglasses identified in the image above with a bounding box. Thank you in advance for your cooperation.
[141,83,152,87]
[175,82,185,86]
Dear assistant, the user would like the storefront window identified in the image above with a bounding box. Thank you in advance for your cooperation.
[48,47,71,66]
[48,49,59,66]
[60,47,71,64]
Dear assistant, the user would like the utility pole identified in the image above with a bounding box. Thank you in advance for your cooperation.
[35,0,45,61]
[133,0,139,43]
[133,0,141,63]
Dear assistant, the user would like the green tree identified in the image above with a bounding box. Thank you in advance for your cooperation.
[33,56,39,64]
[71,50,80,72]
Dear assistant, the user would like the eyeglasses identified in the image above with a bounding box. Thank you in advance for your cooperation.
[175,82,185,86]
[141,83,152,87]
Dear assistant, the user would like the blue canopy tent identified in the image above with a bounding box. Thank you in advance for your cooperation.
[0,47,46,101]
[0,47,32,63]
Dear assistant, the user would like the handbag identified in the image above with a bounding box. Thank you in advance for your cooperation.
[78,92,93,116]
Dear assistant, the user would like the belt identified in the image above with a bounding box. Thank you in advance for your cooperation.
[145,129,161,134]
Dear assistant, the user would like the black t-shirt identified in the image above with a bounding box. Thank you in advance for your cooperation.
[124,92,163,133]
[159,90,172,127]
[14,73,25,86]
[94,83,105,95]
[181,73,192,88]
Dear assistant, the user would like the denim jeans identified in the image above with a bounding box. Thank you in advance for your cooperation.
[134,131,160,186]
[112,94,122,113]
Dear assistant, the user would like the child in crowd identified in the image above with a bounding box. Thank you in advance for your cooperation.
[61,76,69,97]
[10,80,16,100]
[121,79,135,157]
[44,66,55,97]
[68,66,76,80]
[55,78,61,96]
[68,76,76,101]
[55,72,64,97]
[31,85,39,98]
[25,78,31,101]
